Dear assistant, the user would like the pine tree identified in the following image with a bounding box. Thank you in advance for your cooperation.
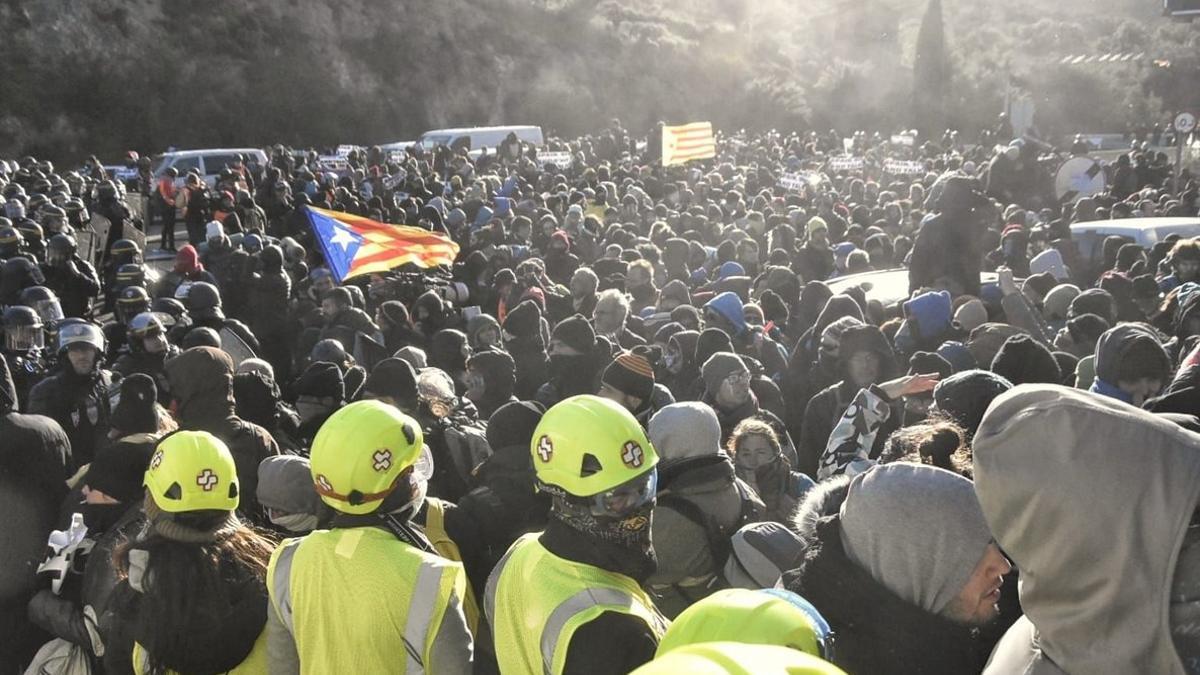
[913,0,950,136]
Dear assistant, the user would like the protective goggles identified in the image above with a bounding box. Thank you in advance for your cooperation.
[588,468,657,518]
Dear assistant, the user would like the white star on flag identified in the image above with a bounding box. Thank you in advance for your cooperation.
[329,224,358,251]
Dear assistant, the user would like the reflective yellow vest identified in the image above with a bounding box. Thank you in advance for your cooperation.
[132,631,267,675]
[268,526,466,674]
[485,533,669,675]
[423,497,481,634]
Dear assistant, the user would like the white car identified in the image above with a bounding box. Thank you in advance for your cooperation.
[152,148,269,188]
[1069,217,1200,269]
[415,125,543,156]
[828,268,1000,307]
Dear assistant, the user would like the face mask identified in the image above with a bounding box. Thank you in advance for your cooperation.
[664,349,681,374]
[550,353,585,375]
[553,497,657,581]
[270,511,319,533]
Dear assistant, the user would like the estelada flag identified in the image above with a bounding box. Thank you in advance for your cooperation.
[306,205,460,282]
[662,122,716,166]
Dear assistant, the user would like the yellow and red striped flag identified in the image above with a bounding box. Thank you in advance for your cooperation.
[662,121,716,166]
[306,206,460,281]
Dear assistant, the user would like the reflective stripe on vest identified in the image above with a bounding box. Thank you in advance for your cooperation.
[487,533,668,675]
[269,538,302,634]
[404,560,445,673]
[539,588,643,675]
[267,528,463,674]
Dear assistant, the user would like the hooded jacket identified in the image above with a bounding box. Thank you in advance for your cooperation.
[783,476,988,675]
[785,295,865,434]
[165,347,280,521]
[797,326,898,479]
[646,403,763,618]
[1090,324,1169,403]
[975,385,1200,674]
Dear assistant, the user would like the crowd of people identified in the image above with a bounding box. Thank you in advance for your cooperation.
[2,117,1200,674]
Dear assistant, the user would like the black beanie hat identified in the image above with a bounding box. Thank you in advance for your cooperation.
[363,357,418,402]
[110,373,159,434]
[503,299,542,339]
[486,400,545,451]
[758,289,790,325]
[990,334,1061,385]
[908,350,953,380]
[294,361,345,402]
[1023,272,1058,300]
[552,314,597,353]
[932,369,1013,441]
[601,351,656,402]
[85,438,156,504]
[1069,288,1115,322]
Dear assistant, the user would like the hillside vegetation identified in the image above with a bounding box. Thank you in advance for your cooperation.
[0,0,1194,161]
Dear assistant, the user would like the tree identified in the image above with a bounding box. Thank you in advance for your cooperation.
[913,0,950,137]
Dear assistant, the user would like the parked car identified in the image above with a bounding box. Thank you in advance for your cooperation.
[151,148,269,188]
[1070,216,1200,277]
[828,268,1001,307]
[415,125,543,156]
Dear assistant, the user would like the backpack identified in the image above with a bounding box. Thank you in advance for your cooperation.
[442,420,492,488]
[656,476,765,577]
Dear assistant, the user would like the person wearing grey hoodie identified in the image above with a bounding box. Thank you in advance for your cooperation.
[974,385,1200,674]
[783,462,1010,675]
[646,403,764,619]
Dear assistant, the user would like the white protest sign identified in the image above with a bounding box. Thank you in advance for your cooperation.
[884,159,926,175]
[778,172,821,192]
[335,145,359,157]
[317,156,350,172]
[539,151,573,169]
[382,170,407,191]
[890,134,915,147]
[828,156,864,172]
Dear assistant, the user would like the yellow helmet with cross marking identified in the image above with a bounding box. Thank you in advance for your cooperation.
[144,430,240,513]
[531,395,659,513]
[309,399,425,515]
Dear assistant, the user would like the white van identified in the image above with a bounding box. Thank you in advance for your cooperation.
[152,148,269,188]
[415,126,543,155]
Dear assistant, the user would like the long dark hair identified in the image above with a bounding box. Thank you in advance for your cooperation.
[114,510,276,675]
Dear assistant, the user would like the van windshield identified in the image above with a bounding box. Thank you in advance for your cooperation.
[150,155,168,175]
[419,135,453,150]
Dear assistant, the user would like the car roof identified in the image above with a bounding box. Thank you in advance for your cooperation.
[827,268,1000,306]
[1069,217,1200,236]
[156,148,266,158]
[417,126,540,136]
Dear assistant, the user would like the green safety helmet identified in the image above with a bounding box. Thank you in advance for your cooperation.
[632,642,847,675]
[144,431,240,513]
[656,589,833,660]
[531,394,658,497]
[309,400,424,515]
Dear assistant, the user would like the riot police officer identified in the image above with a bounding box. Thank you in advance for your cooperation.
[42,233,101,319]
[28,321,113,468]
[112,311,177,403]
[1,305,47,410]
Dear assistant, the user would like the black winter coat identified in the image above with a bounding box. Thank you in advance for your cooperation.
[29,367,113,468]
[784,484,987,675]
[0,359,72,668]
